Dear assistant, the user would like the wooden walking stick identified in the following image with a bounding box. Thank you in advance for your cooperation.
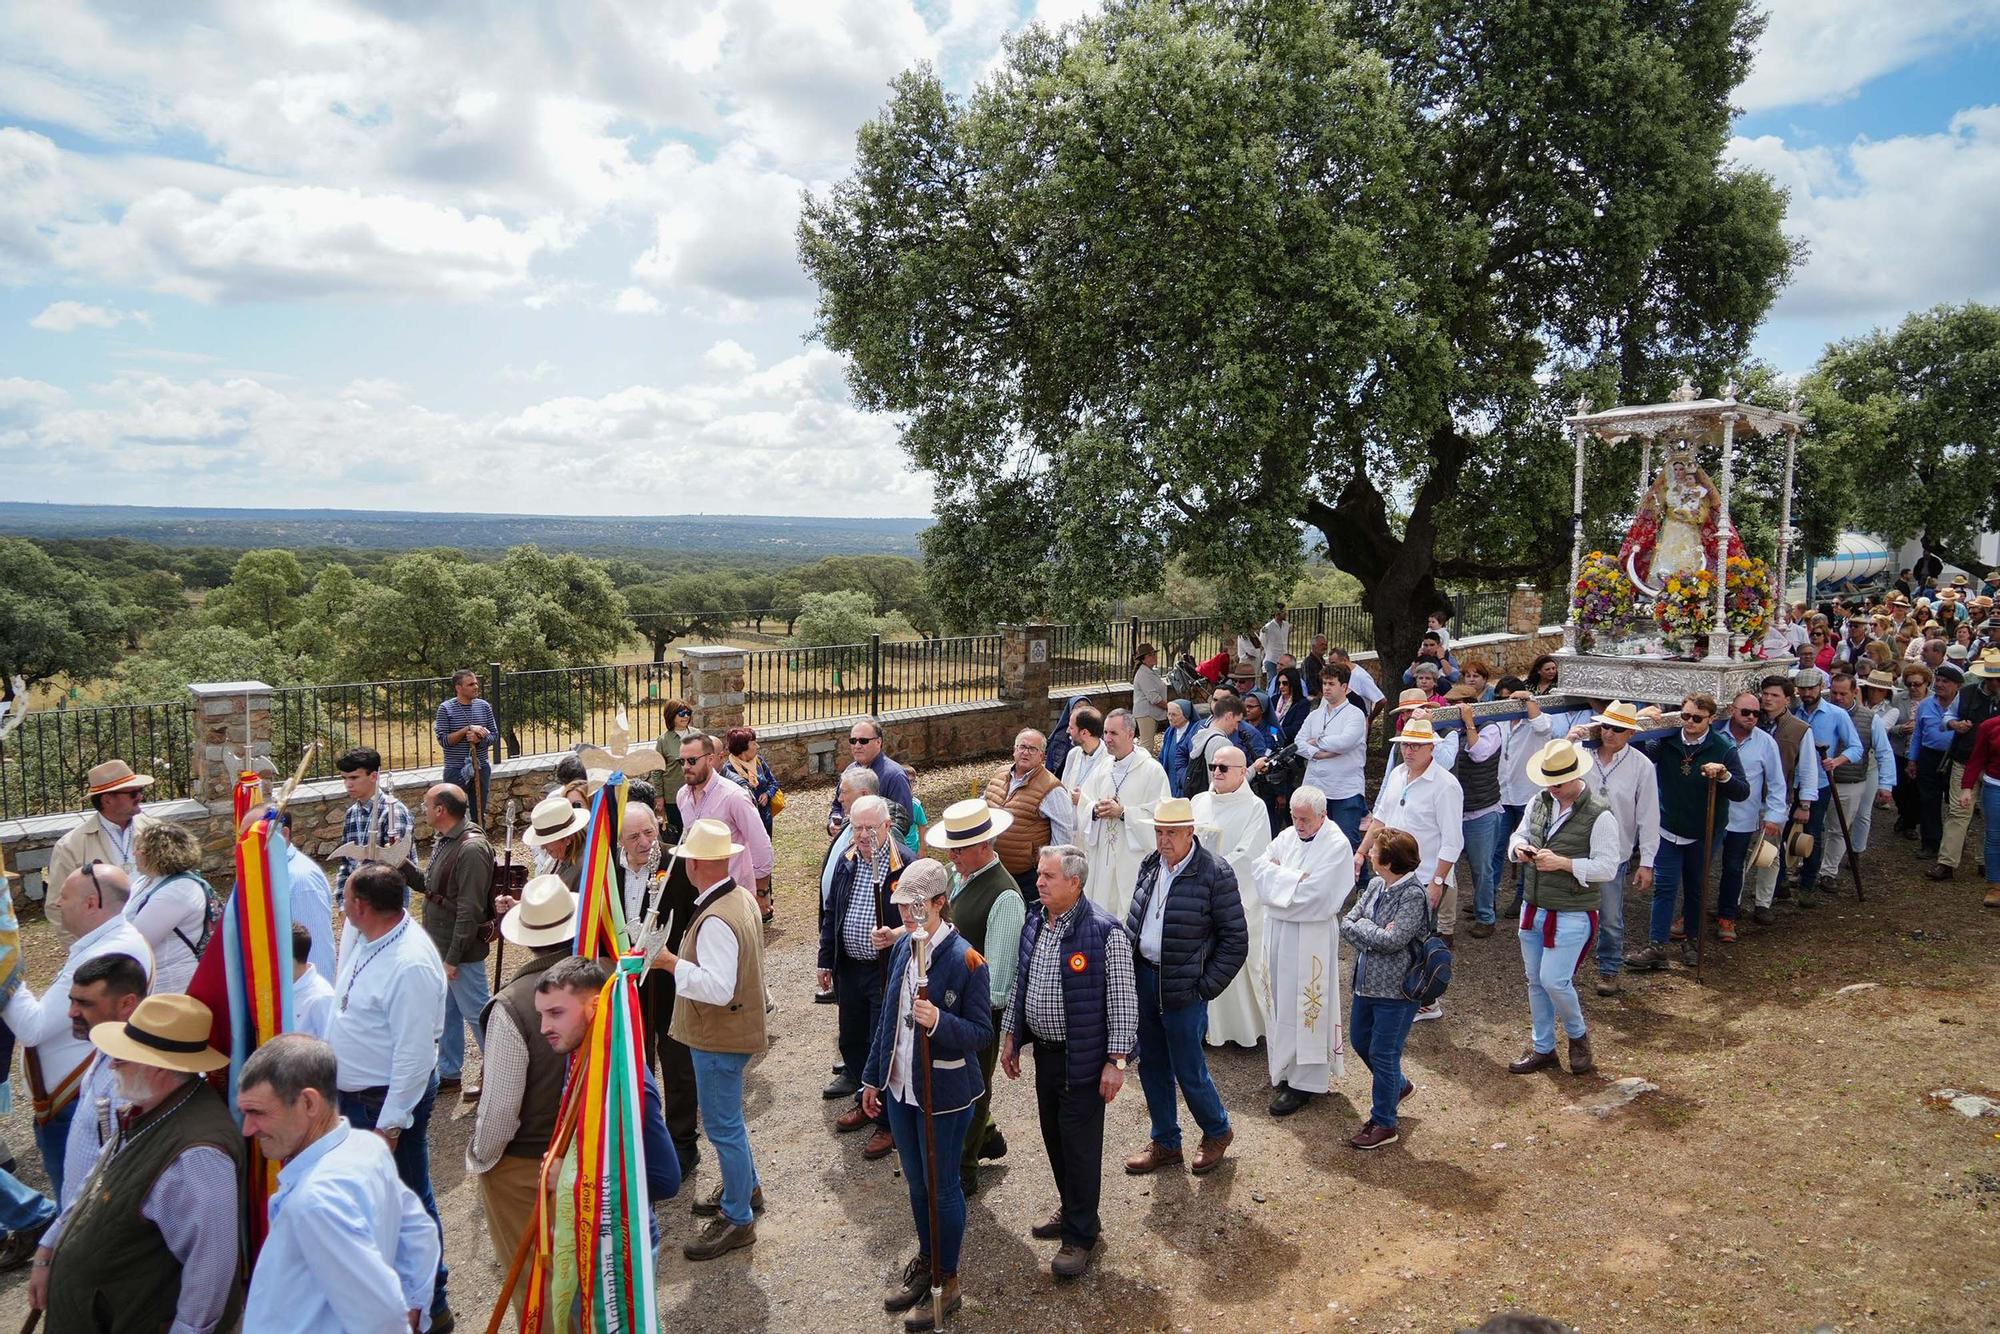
[912,923,946,1330]
[1695,773,1718,986]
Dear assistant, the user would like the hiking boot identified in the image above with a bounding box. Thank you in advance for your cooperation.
[691,1183,765,1218]
[1029,1212,1064,1241]
[1508,1046,1560,1075]
[1752,905,1775,926]
[683,1217,756,1261]
[1680,941,1700,968]
[1596,973,1622,996]
[835,1103,872,1132]
[903,1275,962,1331]
[1567,1033,1595,1075]
[1926,863,1954,882]
[1124,1141,1183,1175]
[1050,1240,1099,1278]
[1268,1082,1313,1117]
[978,1128,1008,1161]
[1349,1122,1399,1150]
[863,1127,897,1160]
[1191,1128,1234,1175]
[1624,942,1669,971]
[884,1255,931,1314]
[1716,917,1737,943]
[1469,921,1495,939]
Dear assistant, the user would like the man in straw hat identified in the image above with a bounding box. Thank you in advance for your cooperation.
[237,1033,439,1332]
[1567,701,1658,995]
[1716,690,1792,939]
[927,798,1027,1196]
[4,861,153,1200]
[467,873,581,1329]
[1122,796,1247,1178]
[521,792,591,890]
[1820,669,1896,891]
[47,759,154,933]
[1928,646,2000,881]
[999,843,1137,1279]
[1356,712,1463,1021]
[1387,689,1457,770]
[647,817,768,1260]
[1250,785,1355,1116]
[32,993,243,1331]
[1075,709,1169,921]
[1625,696,1749,972]
[818,794,906,1160]
[1505,738,1623,1075]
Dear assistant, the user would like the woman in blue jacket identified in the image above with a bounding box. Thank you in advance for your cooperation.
[862,860,993,1330]
[1161,698,1198,796]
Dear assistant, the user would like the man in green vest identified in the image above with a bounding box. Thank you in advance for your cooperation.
[928,799,1029,1197]
[31,993,244,1331]
[1505,739,1625,1076]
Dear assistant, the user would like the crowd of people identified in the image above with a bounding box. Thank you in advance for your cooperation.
[0,587,1984,1330]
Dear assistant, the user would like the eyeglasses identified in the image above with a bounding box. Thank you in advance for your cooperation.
[1208,763,1240,773]
[1735,708,1760,717]
[676,708,692,718]
[84,859,105,900]
[1600,725,1631,734]
[848,734,878,745]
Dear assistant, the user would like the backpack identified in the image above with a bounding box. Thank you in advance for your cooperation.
[1401,903,1453,1005]
[145,871,222,962]
[1183,733,1214,797]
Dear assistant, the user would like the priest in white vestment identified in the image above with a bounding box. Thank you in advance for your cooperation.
[1250,785,1353,1115]
[1192,745,1275,1047]
[1059,705,1111,805]
[1076,710,1170,919]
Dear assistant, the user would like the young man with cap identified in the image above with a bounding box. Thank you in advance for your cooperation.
[32,994,243,1332]
[1928,647,2000,881]
[1506,739,1622,1075]
[47,761,154,927]
[982,730,1072,897]
[237,1034,439,1332]
[1251,785,1355,1115]
[928,799,1027,1196]
[861,860,993,1330]
[1626,696,1749,971]
[467,874,579,1330]
[999,844,1137,1279]
[1788,670,1861,907]
[1820,669,1896,891]
[648,817,768,1261]
[1122,797,1248,1178]
[817,794,905,1160]
[1355,713,1464,1019]
[1908,663,1964,858]
[1570,701,1659,994]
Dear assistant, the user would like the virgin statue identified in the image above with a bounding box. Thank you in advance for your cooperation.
[1619,445,1743,595]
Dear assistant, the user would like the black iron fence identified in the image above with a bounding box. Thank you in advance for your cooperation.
[742,634,1003,727]
[0,700,195,820]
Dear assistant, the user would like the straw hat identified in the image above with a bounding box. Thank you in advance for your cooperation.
[501,874,577,948]
[1390,687,1433,715]
[521,794,589,848]
[1152,796,1197,827]
[1787,826,1815,860]
[1526,738,1594,787]
[1747,838,1777,870]
[84,759,154,797]
[1862,668,1898,693]
[1590,700,1645,731]
[1393,716,1441,746]
[1443,682,1480,703]
[1887,591,1910,607]
[670,816,744,860]
[1974,596,1995,611]
[890,859,950,906]
[1946,643,1970,662]
[1953,572,1971,587]
[926,797,1013,850]
[1970,649,2000,680]
[90,994,227,1074]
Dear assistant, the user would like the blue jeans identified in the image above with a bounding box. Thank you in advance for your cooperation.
[690,1048,760,1226]
[1493,804,1524,895]
[1328,795,1367,850]
[1133,964,1230,1150]
[885,1100,973,1272]
[1984,782,2000,885]
[340,1070,447,1315]
[1795,790,1833,892]
[1520,907,1593,1052]
[835,955,888,1128]
[1349,995,1418,1129]
[438,961,493,1080]
[1461,809,1503,924]
[0,1164,55,1235]
[32,1100,76,1205]
[1595,859,1630,976]
[1717,828,1760,921]
[1649,838,1717,943]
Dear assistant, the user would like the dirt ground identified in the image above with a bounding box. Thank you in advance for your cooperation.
[1,759,1995,1333]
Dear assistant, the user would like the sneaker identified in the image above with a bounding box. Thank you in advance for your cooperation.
[1029,1212,1064,1241]
[1349,1122,1399,1150]
[1716,917,1737,943]
[1413,1001,1443,1022]
[683,1217,756,1262]
[1050,1240,1099,1278]
[691,1183,765,1218]
[1596,973,1622,996]
[1926,863,1954,882]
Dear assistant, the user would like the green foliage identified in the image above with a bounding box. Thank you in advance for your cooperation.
[801,0,1793,666]
[796,556,935,630]
[1804,303,2000,566]
[0,539,126,695]
[1288,565,1365,608]
[204,548,308,634]
[792,590,879,648]
[625,575,745,660]
[107,625,301,702]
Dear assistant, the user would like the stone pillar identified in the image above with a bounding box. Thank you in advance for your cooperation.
[189,680,273,806]
[680,646,747,736]
[999,623,1052,705]
[1507,584,1543,636]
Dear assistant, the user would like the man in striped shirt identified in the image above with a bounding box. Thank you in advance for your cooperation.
[434,670,501,818]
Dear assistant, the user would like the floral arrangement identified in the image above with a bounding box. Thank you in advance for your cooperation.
[1572,551,1642,649]
[1654,566,1716,642]
[1724,553,1774,641]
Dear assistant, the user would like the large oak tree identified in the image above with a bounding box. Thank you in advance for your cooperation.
[801,0,1794,665]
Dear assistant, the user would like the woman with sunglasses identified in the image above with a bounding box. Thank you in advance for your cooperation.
[656,697,694,842]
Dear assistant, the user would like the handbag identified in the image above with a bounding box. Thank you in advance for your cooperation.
[1401,902,1454,1005]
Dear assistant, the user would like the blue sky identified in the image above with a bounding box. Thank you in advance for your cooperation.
[1,0,1995,518]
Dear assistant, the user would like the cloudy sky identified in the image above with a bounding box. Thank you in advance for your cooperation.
[2,0,1996,520]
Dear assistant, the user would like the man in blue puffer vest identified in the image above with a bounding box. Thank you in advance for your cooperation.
[1122,797,1248,1178]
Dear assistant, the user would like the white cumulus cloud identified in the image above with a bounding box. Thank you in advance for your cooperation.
[1739,0,2000,112]
[28,300,149,332]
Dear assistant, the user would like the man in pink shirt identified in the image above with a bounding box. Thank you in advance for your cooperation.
[675,733,776,918]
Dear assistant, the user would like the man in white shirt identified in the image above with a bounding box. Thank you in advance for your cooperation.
[327,863,450,1330]
[1571,701,1661,996]
[277,813,335,987]
[1353,716,1463,1021]
[1296,664,1370,846]
[1495,681,1554,905]
[290,923,335,1041]
[238,1034,438,1333]
[3,862,154,1200]
[1259,610,1292,684]
[53,951,147,1210]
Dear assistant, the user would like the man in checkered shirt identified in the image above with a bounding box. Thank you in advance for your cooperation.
[999,843,1137,1279]
[334,747,420,901]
